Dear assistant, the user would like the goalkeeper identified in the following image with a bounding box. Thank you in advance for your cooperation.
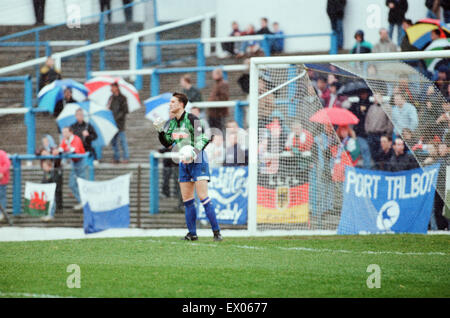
[154,92,222,242]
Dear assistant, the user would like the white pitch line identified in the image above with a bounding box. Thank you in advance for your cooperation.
[128,239,448,256]
[0,291,76,298]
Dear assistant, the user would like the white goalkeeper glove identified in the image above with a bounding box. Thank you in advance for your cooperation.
[153,116,166,132]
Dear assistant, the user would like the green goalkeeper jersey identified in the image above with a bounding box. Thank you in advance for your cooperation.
[158,111,210,153]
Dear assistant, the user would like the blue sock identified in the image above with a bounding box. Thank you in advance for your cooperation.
[201,197,220,232]
[184,199,197,235]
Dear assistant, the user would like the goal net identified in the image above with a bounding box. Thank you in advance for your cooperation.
[248,50,450,235]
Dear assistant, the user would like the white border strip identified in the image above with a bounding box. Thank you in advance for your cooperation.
[0,227,448,242]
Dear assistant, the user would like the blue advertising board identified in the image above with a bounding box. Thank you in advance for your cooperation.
[197,166,248,225]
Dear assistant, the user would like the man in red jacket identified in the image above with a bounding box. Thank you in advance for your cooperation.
[52,127,86,210]
[0,149,11,220]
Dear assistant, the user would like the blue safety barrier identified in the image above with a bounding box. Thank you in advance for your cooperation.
[8,153,94,215]
[0,76,34,154]
[0,41,92,96]
[0,0,153,81]
[136,31,337,90]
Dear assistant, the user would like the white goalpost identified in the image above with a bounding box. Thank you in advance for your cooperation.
[248,50,450,236]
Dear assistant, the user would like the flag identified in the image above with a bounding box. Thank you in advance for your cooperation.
[257,174,309,224]
[338,164,439,234]
[23,182,56,217]
[77,174,131,234]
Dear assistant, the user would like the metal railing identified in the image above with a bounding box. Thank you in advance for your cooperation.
[0,76,34,154]
[0,0,153,43]
[92,63,248,96]
[135,32,338,89]
[0,11,217,93]
[0,41,91,96]
[7,153,94,215]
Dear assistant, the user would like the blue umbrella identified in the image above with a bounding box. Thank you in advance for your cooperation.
[38,79,88,113]
[56,100,118,148]
[144,92,172,122]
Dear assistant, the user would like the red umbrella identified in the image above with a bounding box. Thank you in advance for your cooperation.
[309,107,359,126]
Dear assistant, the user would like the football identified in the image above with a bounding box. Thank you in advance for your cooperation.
[179,145,196,163]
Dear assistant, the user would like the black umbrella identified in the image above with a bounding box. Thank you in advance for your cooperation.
[337,80,371,96]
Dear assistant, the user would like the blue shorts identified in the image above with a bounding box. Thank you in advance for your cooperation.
[179,151,210,182]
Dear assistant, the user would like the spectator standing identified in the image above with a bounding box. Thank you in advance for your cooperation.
[386,0,409,46]
[434,65,449,98]
[271,22,284,54]
[52,127,86,210]
[107,82,130,164]
[207,68,230,133]
[205,135,225,167]
[0,150,11,221]
[39,159,59,222]
[327,0,346,50]
[71,109,98,163]
[54,88,76,119]
[285,121,314,173]
[441,0,450,23]
[256,17,272,35]
[223,130,248,166]
[224,120,248,166]
[393,74,415,104]
[433,141,450,230]
[330,126,360,213]
[190,106,210,140]
[99,0,112,23]
[426,0,441,19]
[316,77,331,107]
[326,82,344,108]
[39,57,61,91]
[387,138,419,171]
[365,93,394,157]
[180,74,202,102]
[374,135,394,170]
[122,0,133,22]
[158,146,181,201]
[373,28,399,53]
[391,93,418,135]
[36,135,63,212]
[256,17,273,55]
[419,85,443,132]
[349,89,373,169]
[237,59,250,96]
[349,89,372,138]
[222,21,241,56]
[351,30,372,54]
[33,0,46,25]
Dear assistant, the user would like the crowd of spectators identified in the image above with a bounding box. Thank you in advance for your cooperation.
[300,58,450,229]
[222,17,285,58]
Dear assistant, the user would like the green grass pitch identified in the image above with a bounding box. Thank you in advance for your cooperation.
[0,235,449,298]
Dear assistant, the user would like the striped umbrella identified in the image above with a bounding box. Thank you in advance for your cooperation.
[144,92,172,122]
[85,76,141,113]
[424,38,450,72]
[37,79,88,113]
[406,18,450,50]
[56,100,118,148]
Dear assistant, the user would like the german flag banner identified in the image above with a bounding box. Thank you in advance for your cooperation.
[257,175,309,224]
